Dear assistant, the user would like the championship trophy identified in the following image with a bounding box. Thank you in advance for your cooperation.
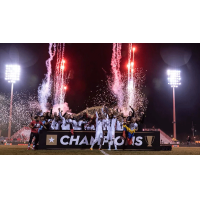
[145,136,155,147]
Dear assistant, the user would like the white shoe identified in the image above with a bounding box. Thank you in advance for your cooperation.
[108,148,111,151]
[115,148,117,151]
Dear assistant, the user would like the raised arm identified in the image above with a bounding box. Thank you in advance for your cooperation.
[58,110,65,121]
[51,118,56,130]
[96,111,98,119]
[101,107,104,115]
[113,117,117,125]
[129,106,135,117]
[62,112,67,117]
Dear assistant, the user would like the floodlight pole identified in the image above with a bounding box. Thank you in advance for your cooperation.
[8,83,14,139]
[172,87,176,139]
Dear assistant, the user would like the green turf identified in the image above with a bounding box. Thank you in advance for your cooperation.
[1,146,200,155]
[104,147,200,155]
[0,146,102,155]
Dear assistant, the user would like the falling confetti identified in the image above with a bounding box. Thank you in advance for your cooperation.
[0,90,41,134]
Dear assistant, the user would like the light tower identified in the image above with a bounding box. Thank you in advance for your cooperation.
[167,69,181,139]
[5,65,20,139]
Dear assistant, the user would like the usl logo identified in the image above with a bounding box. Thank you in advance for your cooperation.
[46,135,57,145]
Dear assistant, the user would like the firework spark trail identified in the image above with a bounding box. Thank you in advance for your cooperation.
[124,44,148,117]
[127,43,132,100]
[126,44,135,114]
[38,43,69,113]
[38,43,56,111]
[61,43,67,106]
[106,43,148,117]
[62,43,65,59]
[110,43,124,109]
[128,43,132,87]
[54,43,61,105]
[60,59,65,105]
[53,43,67,111]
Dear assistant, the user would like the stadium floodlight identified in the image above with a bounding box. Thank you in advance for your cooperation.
[5,65,21,139]
[167,69,181,140]
[5,65,20,83]
[167,70,181,88]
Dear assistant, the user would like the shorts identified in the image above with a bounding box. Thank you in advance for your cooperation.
[107,131,115,141]
[95,132,103,140]
[29,132,39,144]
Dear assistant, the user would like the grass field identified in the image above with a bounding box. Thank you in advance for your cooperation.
[104,147,200,155]
[0,145,102,155]
[1,145,200,155]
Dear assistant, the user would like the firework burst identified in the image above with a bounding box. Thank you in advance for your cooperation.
[108,43,148,117]
[38,43,70,113]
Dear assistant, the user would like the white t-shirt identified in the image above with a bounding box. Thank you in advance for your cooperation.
[116,120,123,131]
[61,119,71,130]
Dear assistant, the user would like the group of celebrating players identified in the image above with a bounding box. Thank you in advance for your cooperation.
[28,105,145,150]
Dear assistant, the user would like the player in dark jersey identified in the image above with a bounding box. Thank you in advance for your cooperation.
[28,116,46,150]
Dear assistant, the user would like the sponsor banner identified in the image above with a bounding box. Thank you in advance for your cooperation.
[172,145,179,147]
[4,143,12,145]
[39,131,160,150]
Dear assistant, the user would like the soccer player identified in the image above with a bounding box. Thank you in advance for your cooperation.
[90,110,104,150]
[51,116,62,130]
[58,109,71,130]
[123,117,138,146]
[86,113,96,130]
[78,119,87,131]
[28,116,45,150]
[106,113,117,150]
[38,116,46,133]
[72,117,79,130]
[116,116,124,131]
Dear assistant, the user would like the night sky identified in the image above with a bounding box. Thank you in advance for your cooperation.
[0,43,200,141]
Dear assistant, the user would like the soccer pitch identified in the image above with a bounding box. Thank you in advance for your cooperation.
[1,146,200,155]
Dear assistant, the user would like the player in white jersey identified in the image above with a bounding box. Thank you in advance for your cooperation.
[85,123,91,130]
[102,117,108,131]
[116,116,124,131]
[73,119,80,130]
[85,113,96,130]
[78,119,87,130]
[90,124,95,130]
[59,111,71,130]
[106,114,117,150]
[51,116,61,130]
[71,119,77,130]
[63,118,72,130]
[90,111,104,150]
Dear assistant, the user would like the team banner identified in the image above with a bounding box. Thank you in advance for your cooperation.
[39,131,160,150]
